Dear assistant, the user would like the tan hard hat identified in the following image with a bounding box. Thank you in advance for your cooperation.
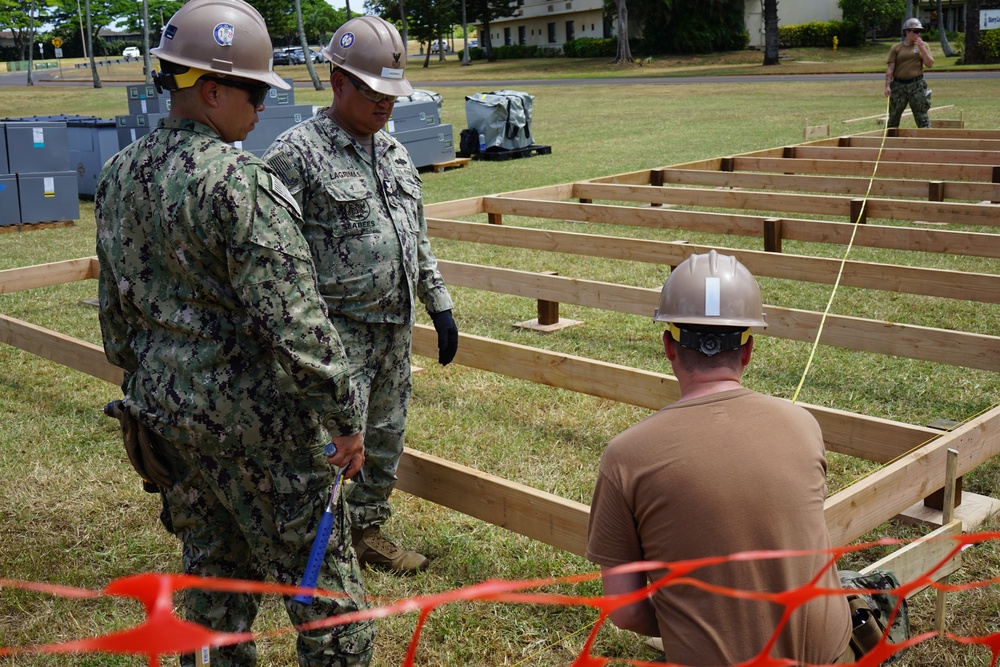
[654,250,767,328]
[150,0,289,90]
[322,16,412,97]
[902,17,925,33]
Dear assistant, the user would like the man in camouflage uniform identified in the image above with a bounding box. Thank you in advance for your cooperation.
[885,17,935,128]
[264,16,457,575]
[94,0,374,664]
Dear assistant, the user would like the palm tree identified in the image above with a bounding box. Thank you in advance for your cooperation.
[615,0,633,63]
[936,0,956,56]
[295,0,324,90]
[762,0,779,65]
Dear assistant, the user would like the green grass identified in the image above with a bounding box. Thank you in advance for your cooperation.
[1,52,999,666]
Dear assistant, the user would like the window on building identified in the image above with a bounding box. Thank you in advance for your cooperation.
[547,22,556,43]
[565,20,575,41]
[504,27,512,45]
[518,25,526,45]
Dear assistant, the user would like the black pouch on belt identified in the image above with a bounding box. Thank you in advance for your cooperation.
[104,400,172,493]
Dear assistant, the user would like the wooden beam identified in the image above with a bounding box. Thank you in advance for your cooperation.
[436,261,1000,372]
[825,404,1000,545]
[479,195,1000,259]
[396,447,591,557]
[0,314,123,386]
[0,257,98,294]
[787,145,1000,166]
[859,520,963,599]
[410,325,935,463]
[733,157,995,182]
[426,218,1000,303]
[845,136,1000,152]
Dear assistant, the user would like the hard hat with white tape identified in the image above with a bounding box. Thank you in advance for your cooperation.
[321,16,412,98]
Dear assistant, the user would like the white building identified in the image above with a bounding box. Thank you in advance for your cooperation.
[486,0,969,52]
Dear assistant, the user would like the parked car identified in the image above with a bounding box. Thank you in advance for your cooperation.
[467,39,478,48]
[429,40,449,54]
[310,48,327,63]
[122,46,140,60]
[282,47,306,64]
[272,49,291,65]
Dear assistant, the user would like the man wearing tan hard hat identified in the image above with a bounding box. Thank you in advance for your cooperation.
[96,0,374,664]
[265,17,456,575]
[585,250,853,664]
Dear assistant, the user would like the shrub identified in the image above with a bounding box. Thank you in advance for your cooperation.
[778,20,862,48]
[979,27,1000,62]
[562,37,617,58]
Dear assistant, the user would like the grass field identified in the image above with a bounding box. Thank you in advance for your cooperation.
[1,46,999,666]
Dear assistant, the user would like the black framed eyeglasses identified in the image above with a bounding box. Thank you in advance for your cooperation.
[201,75,270,108]
[343,72,397,104]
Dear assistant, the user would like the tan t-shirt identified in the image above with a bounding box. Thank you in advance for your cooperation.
[888,41,925,80]
[586,388,851,666]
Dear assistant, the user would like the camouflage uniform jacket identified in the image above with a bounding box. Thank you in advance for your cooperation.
[95,117,362,453]
[263,109,453,324]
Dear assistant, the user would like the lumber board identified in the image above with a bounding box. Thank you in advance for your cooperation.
[0,257,98,294]
[653,168,1000,203]
[567,183,1000,228]
[410,325,936,463]
[426,218,1000,303]
[846,136,1000,152]
[436,261,1000,372]
[396,447,591,556]
[423,195,486,219]
[859,520,963,599]
[0,314,123,386]
[787,145,1000,166]
[732,157,995,182]
[880,128,1000,140]
[825,404,1000,546]
[482,195,1000,259]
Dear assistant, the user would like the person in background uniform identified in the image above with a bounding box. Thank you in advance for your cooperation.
[264,17,457,575]
[94,0,374,663]
[886,17,935,128]
[585,250,852,666]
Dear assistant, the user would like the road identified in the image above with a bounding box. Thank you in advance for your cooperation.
[1,67,998,89]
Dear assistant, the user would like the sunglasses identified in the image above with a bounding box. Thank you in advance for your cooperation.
[201,76,270,108]
[343,72,397,104]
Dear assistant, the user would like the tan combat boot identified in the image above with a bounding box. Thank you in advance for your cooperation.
[352,526,429,574]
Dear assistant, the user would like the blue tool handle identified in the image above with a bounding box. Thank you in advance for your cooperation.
[293,500,336,605]
[324,441,365,483]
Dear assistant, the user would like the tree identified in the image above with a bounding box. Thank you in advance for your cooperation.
[762,0,779,65]
[465,0,519,61]
[0,0,46,60]
[614,0,632,63]
[935,0,956,55]
[295,0,324,90]
[962,0,992,64]
[838,0,906,42]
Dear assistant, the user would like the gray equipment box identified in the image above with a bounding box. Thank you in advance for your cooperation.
[17,171,79,223]
[4,121,71,173]
[465,90,534,150]
[387,100,438,134]
[0,123,7,173]
[264,79,296,107]
[126,84,170,115]
[116,114,167,149]
[398,89,443,112]
[68,117,119,198]
[235,105,313,155]
[0,173,19,226]
[394,124,454,168]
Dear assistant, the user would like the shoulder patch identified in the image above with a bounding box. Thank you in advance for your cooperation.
[265,171,302,217]
[264,151,304,195]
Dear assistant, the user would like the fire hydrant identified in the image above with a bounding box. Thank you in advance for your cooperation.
[833,35,839,51]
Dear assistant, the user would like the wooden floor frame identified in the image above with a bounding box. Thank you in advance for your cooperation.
[3,129,999,594]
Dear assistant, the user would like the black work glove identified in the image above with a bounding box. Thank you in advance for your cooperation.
[430,309,458,366]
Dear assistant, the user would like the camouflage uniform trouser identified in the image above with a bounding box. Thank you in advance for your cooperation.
[157,430,374,667]
[331,316,412,530]
[888,77,931,128]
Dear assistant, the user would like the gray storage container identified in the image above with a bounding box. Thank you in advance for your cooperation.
[16,171,79,223]
[4,121,71,173]
[0,123,7,174]
[394,124,454,168]
[387,100,438,134]
[0,173,19,226]
[126,84,170,115]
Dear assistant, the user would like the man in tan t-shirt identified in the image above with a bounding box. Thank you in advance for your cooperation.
[885,17,935,128]
[586,250,852,665]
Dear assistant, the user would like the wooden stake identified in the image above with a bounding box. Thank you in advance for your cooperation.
[934,448,960,633]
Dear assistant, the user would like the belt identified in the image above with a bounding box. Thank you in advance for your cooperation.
[893,75,923,84]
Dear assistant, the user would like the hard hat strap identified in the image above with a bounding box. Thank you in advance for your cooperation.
[668,323,750,356]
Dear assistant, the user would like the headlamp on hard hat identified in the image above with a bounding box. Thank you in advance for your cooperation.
[667,323,751,356]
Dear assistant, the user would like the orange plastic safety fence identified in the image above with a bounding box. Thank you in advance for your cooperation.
[2,532,999,666]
